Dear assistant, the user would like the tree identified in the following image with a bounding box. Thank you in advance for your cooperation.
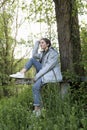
[53,0,84,76]
[80,26,87,74]
[0,10,12,85]
[0,0,17,86]
[26,0,57,41]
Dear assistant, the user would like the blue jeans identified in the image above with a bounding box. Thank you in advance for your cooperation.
[25,58,43,107]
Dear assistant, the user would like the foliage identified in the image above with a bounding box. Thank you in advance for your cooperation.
[0,1,87,129]
[80,26,87,74]
[71,82,87,109]
[76,0,86,15]
[0,0,17,86]
[0,83,87,130]
[21,0,57,41]
[0,86,33,130]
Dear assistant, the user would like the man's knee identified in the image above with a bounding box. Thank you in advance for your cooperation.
[30,57,37,62]
[32,83,40,92]
[29,57,34,62]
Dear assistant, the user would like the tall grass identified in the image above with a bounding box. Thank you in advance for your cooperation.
[0,83,87,130]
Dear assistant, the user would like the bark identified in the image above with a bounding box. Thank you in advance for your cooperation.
[70,0,84,75]
[53,0,84,76]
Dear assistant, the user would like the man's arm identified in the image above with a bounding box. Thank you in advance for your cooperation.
[32,41,41,59]
[34,51,58,81]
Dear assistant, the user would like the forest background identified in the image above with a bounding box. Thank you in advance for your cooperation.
[0,0,87,129]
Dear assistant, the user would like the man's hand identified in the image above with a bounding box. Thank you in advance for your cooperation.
[35,40,40,44]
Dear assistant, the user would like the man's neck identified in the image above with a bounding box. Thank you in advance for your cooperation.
[44,47,49,52]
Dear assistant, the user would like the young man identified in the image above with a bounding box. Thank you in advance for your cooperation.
[10,38,62,116]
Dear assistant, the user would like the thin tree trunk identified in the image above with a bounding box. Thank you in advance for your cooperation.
[70,0,84,75]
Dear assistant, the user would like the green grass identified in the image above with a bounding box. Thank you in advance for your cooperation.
[0,83,87,130]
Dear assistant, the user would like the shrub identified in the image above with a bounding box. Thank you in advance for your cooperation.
[0,83,87,130]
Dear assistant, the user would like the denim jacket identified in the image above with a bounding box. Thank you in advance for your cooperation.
[32,41,63,83]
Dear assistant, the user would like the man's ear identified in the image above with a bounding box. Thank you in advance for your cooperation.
[47,43,49,47]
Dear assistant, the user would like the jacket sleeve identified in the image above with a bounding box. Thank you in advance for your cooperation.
[32,41,41,59]
[35,50,58,81]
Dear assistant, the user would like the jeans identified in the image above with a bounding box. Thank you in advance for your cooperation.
[25,58,43,106]
[25,58,42,73]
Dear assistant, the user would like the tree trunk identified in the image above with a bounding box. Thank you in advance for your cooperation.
[53,0,84,76]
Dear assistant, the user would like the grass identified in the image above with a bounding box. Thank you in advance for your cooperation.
[0,83,87,130]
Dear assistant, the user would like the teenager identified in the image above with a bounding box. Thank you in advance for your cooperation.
[10,38,62,116]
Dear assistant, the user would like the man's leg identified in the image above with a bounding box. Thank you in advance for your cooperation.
[10,58,41,78]
[22,58,42,73]
[32,78,43,110]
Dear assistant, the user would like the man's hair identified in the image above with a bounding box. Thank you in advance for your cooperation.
[40,38,51,47]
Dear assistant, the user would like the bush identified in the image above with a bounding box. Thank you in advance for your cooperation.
[0,83,87,130]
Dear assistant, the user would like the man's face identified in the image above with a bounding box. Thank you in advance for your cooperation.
[39,40,48,50]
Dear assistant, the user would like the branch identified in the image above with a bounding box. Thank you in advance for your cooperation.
[11,0,19,59]
[0,0,16,8]
[10,0,15,5]
[14,49,32,67]
[0,0,8,8]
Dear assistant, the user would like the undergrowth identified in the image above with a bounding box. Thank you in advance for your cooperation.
[0,83,87,130]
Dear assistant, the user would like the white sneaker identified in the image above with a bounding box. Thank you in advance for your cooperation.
[10,72,25,78]
[33,110,41,117]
